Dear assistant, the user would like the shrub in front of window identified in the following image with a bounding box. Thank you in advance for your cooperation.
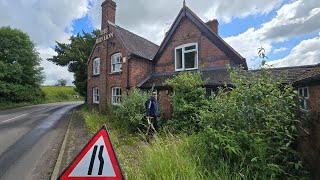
[164,71,208,133]
[113,89,149,133]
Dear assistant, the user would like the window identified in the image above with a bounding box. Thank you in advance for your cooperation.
[93,58,100,75]
[298,87,309,110]
[175,43,198,71]
[93,87,99,104]
[112,87,121,105]
[111,53,122,73]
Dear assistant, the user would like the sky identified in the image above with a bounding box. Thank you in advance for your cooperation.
[0,0,319,86]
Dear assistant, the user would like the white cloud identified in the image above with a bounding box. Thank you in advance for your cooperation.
[267,36,320,67]
[273,47,288,54]
[88,0,284,44]
[0,0,89,85]
[37,47,74,86]
[224,0,320,68]
[0,0,89,47]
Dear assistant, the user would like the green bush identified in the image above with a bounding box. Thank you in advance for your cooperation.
[191,67,308,179]
[113,89,149,133]
[164,71,208,133]
[0,81,45,103]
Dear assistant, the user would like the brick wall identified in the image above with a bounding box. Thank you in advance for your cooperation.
[155,18,231,73]
[129,57,152,88]
[87,25,151,112]
[158,90,172,120]
[309,84,320,111]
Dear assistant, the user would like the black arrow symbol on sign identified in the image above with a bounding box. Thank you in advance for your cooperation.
[88,145,105,175]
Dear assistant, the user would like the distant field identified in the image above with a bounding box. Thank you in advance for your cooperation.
[41,86,83,103]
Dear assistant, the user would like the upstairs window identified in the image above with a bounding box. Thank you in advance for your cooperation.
[93,87,99,104]
[111,53,122,73]
[175,43,198,71]
[93,58,100,75]
[298,87,309,110]
[112,87,121,105]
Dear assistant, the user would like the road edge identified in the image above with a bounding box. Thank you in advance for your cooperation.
[50,110,73,180]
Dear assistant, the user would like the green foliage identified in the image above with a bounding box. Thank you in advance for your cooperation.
[164,71,208,133]
[0,26,44,103]
[121,134,211,180]
[191,67,308,179]
[41,86,83,103]
[0,26,44,86]
[113,89,149,133]
[0,81,45,103]
[48,30,100,98]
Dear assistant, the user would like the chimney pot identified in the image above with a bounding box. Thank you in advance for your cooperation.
[205,19,219,35]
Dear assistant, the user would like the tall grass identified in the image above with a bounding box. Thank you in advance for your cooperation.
[82,108,260,179]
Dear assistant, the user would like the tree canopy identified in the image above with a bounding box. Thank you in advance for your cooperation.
[0,26,44,86]
[48,30,100,98]
[0,26,44,103]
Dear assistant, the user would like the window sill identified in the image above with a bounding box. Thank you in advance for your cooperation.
[109,72,122,75]
[92,74,100,77]
[93,102,99,104]
[175,68,198,72]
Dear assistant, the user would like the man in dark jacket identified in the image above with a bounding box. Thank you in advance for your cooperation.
[145,91,159,134]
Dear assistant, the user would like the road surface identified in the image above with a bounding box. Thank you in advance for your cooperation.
[0,102,83,180]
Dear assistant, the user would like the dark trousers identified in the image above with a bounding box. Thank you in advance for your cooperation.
[148,117,157,136]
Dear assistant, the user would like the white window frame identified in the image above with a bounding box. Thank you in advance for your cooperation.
[93,87,99,104]
[93,58,100,75]
[111,53,122,73]
[112,87,121,105]
[175,43,198,71]
[298,87,309,110]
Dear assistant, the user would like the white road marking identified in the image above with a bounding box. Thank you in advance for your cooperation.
[2,113,29,123]
[34,107,47,112]
[1,106,50,124]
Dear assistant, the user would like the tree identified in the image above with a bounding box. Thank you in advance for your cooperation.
[0,26,44,86]
[48,30,100,98]
[0,26,45,103]
[56,79,67,86]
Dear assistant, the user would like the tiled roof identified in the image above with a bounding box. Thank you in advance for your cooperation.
[111,24,159,60]
[139,64,320,88]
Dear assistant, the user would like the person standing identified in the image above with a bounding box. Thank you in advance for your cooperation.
[145,91,159,135]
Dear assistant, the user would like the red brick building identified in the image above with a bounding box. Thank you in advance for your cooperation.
[87,0,320,118]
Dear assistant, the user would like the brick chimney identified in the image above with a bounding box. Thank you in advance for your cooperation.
[205,19,219,35]
[101,0,116,29]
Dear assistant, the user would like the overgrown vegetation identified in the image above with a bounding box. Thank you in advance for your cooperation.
[112,89,150,133]
[83,66,309,179]
[165,71,208,133]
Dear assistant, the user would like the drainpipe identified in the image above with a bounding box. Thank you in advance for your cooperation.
[126,54,133,90]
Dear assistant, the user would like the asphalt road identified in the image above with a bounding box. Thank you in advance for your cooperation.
[0,102,83,180]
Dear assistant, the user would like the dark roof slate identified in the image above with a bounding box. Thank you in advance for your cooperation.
[139,64,320,88]
[110,23,159,60]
